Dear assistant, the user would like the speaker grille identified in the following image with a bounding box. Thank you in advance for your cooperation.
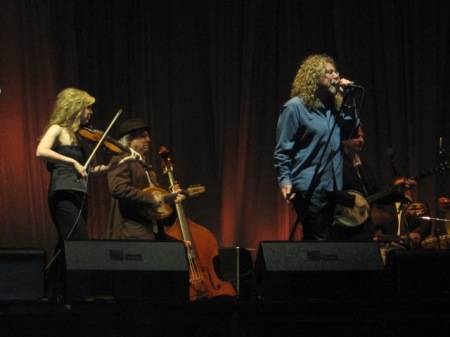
[385,249,450,298]
[254,241,387,300]
[0,249,45,301]
[64,240,189,301]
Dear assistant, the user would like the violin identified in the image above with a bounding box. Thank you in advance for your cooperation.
[79,126,153,171]
[79,126,128,155]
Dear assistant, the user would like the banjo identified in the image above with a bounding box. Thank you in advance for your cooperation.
[334,160,450,227]
[138,185,205,220]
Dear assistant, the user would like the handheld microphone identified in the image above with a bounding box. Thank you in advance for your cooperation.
[332,82,364,90]
[344,83,364,90]
[386,147,401,177]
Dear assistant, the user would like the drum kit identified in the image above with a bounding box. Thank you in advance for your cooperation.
[419,196,450,249]
[375,236,407,265]
[375,197,450,264]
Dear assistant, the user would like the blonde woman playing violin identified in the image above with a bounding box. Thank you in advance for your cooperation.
[36,88,138,300]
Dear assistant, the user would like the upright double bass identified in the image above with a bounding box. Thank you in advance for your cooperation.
[160,147,236,301]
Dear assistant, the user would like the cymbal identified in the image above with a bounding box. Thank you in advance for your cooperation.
[406,202,427,215]
[407,202,425,210]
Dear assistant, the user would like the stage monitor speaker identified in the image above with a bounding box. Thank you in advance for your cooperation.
[0,249,45,301]
[215,247,253,299]
[64,240,189,301]
[385,249,450,298]
[253,241,387,301]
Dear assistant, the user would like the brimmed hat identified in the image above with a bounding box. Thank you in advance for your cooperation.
[118,118,150,138]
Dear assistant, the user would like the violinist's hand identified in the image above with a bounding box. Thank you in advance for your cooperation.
[127,148,143,162]
[73,161,88,179]
[130,148,143,160]
[281,185,295,204]
[118,148,142,166]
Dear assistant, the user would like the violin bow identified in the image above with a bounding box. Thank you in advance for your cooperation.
[83,109,122,170]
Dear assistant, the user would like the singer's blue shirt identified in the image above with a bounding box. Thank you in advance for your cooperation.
[274,96,358,193]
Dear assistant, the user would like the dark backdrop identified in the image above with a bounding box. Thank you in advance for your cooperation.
[1,0,449,260]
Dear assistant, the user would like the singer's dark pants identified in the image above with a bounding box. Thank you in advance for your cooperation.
[292,190,335,241]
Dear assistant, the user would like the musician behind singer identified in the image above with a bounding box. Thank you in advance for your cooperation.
[438,196,450,227]
[331,125,407,241]
[374,178,432,248]
[107,118,185,240]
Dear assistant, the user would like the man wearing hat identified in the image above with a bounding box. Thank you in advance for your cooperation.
[107,118,185,240]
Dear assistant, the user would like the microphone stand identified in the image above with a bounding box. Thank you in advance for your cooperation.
[420,216,450,222]
[434,227,442,249]
[390,157,401,178]
[288,107,340,240]
[398,198,414,249]
[439,137,449,157]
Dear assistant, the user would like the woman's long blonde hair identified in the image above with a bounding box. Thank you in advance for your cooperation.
[44,88,95,135]
[290,54,342,109]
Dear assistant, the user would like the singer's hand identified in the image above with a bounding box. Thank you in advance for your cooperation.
[335,78,355,94]
[338,78,354,87]
[281,185,295,204]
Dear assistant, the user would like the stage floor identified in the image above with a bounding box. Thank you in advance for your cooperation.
[2,296,450,337]
[2,243,450,336]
